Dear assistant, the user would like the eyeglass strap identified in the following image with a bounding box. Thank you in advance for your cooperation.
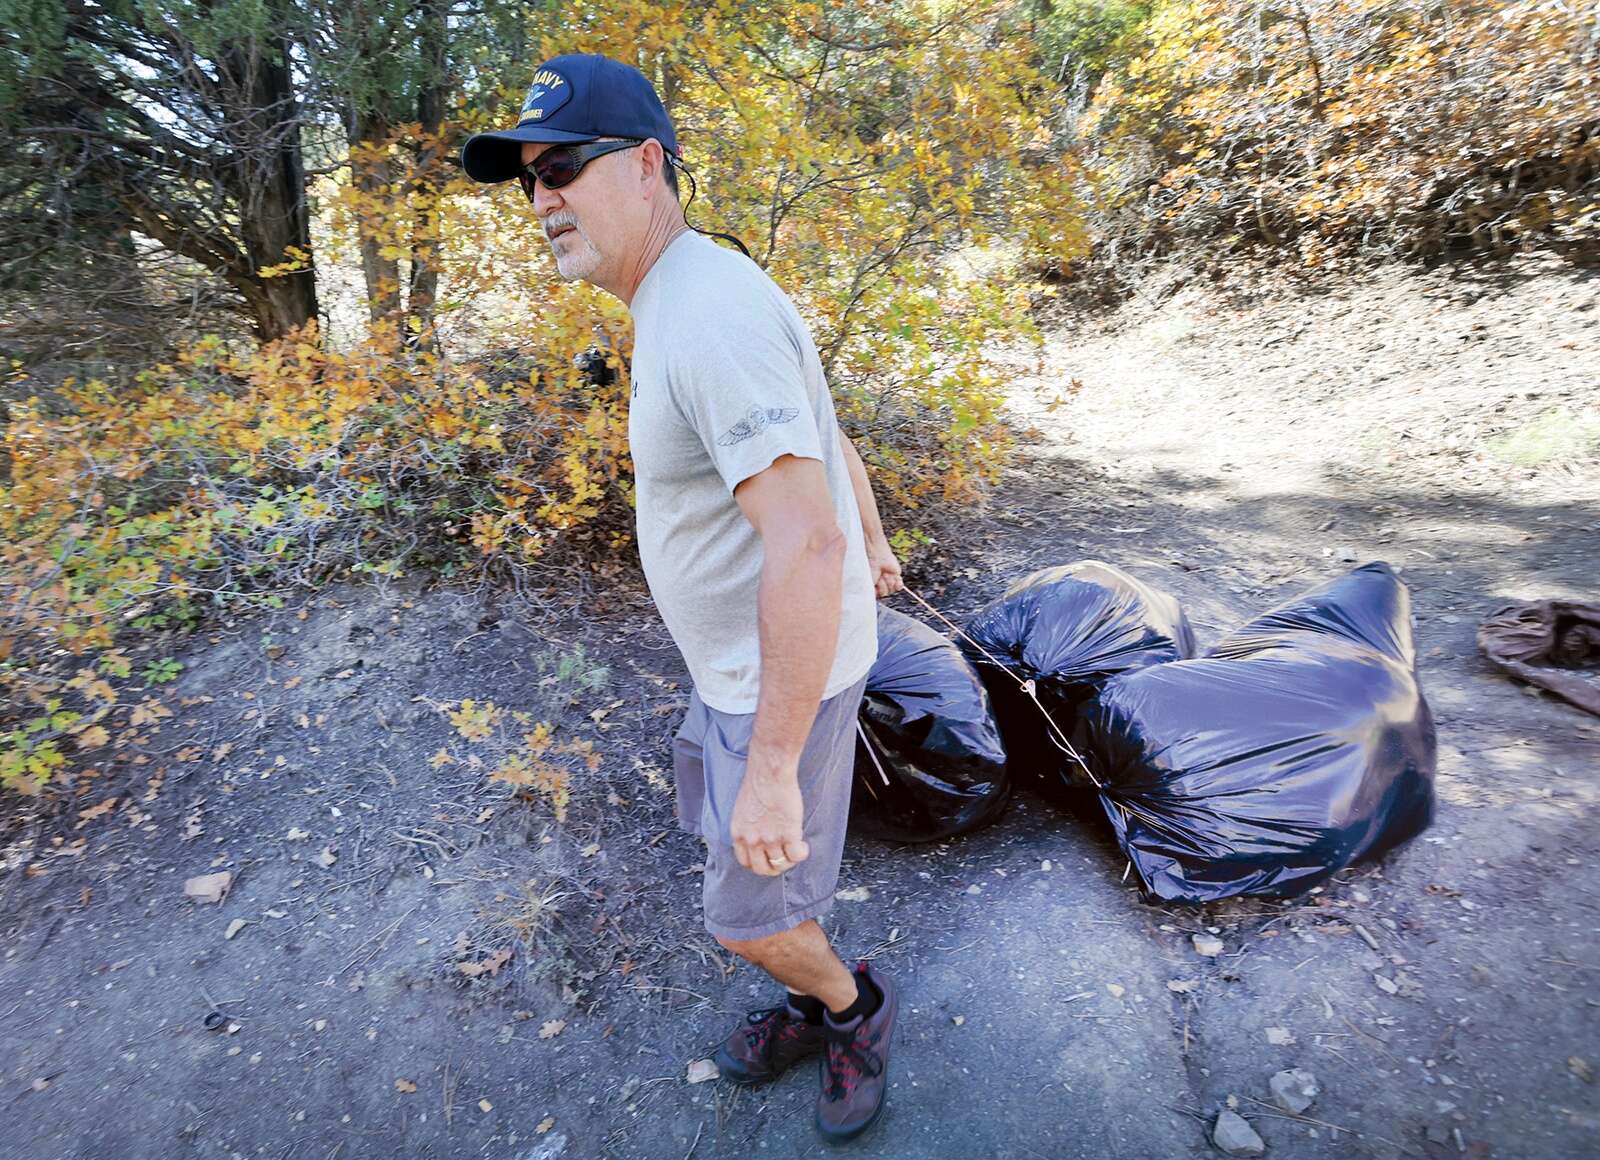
[672,155,754,261]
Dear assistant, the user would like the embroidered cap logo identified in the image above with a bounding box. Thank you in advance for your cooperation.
[519,68,572,123]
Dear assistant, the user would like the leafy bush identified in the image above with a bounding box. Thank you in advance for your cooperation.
[2,3,1090,796]
[1076,0,1599,264]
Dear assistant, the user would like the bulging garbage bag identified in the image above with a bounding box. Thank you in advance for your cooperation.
[959,561,1196,792]
[851,606,1010,843]
[1079,562,1436,902]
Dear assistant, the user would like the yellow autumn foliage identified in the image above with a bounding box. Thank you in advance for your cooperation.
[1,2,1084,796]
[1080,0,1598,262]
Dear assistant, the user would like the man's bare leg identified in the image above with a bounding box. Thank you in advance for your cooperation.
[717,919,856,1012]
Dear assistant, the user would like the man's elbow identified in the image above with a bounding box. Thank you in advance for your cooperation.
[768,515,846,568]
[800,518,847,564]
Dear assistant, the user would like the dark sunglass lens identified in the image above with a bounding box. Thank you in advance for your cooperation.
[535,148,581,189]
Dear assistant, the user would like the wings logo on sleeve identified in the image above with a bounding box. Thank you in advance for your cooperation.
[717,405,801,447]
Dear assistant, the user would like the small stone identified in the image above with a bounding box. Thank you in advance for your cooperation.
[1265,1026,1296,1046]
[224,919,247,940]
[1269,1067,1319,1114]
[1106,983,1125,998]
[183,871,232,904]
[1213,1109,1266,1156]
[1193,933,1225,957]
[966,884,982,895]
[686,1059,719,1084]
[478,1098,492,1113]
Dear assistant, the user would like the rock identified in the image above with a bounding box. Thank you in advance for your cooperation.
[1213,1109,1266,1156]
[223,919,247,940]
[685,1059,719,1084]
[1269,1068,1319,1114]
[1192,933,1225,957]
[183,871,232,904]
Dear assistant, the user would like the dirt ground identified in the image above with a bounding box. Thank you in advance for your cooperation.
[3,253,1597,1160]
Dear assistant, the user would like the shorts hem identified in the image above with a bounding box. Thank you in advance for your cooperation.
[703,894,836,942]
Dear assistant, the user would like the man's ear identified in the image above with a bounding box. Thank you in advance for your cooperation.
[638,137,666,198]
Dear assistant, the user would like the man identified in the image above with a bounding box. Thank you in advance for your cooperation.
[462,54,905,1143]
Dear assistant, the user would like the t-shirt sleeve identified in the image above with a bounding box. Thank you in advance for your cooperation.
[666,302,825,494]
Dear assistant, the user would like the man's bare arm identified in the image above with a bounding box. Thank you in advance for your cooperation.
[838,431,903,598]
[728,453,846,875]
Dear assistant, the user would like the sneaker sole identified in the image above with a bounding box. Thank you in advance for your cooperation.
[817,1096,885,1145]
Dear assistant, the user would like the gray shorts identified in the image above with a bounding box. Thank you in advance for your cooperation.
[671,673,869,941]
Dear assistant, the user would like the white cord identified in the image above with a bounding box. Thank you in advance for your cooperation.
[898,584,1104,790]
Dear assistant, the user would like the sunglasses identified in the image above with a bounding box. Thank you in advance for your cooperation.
[517,138,643,200]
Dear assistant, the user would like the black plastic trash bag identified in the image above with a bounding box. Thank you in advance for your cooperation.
[1079,563,1436,902]
[959,561,1196,793]
[850,606,1011,843]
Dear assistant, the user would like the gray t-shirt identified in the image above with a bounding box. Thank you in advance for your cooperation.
[628,231,878,714]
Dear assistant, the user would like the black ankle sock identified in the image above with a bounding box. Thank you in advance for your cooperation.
[787,991,825,1023]
[827,970,881,1024]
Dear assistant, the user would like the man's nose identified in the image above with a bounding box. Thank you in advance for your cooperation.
[532,176,563,218]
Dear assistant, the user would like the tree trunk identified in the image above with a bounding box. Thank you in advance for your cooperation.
[405,0,449,354]
[350,110,402,325]
[215,20,320,341]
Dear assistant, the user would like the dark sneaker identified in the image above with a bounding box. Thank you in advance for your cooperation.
[816,962,897,1143]
[713,1000,826,1085]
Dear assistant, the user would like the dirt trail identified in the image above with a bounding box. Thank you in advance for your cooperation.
[2,257,1597,1160]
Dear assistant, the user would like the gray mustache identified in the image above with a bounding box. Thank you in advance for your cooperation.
[543,212,579,241]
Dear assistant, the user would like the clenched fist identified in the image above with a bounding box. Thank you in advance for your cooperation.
[730,769,810,876]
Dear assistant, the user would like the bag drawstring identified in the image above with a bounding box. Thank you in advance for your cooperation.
[856,720,891,787]
[897,584,1104,791]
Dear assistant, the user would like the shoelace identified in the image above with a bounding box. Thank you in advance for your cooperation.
[742,1006,815,1056]
[823,1029,884,1099]
[741,1006,785,1053]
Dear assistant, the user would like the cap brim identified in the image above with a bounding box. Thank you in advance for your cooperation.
[460,125,600,183]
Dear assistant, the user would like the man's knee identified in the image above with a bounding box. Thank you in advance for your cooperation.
[715,931,775,965]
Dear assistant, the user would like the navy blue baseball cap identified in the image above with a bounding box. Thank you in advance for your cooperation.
[461,54,679,184]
